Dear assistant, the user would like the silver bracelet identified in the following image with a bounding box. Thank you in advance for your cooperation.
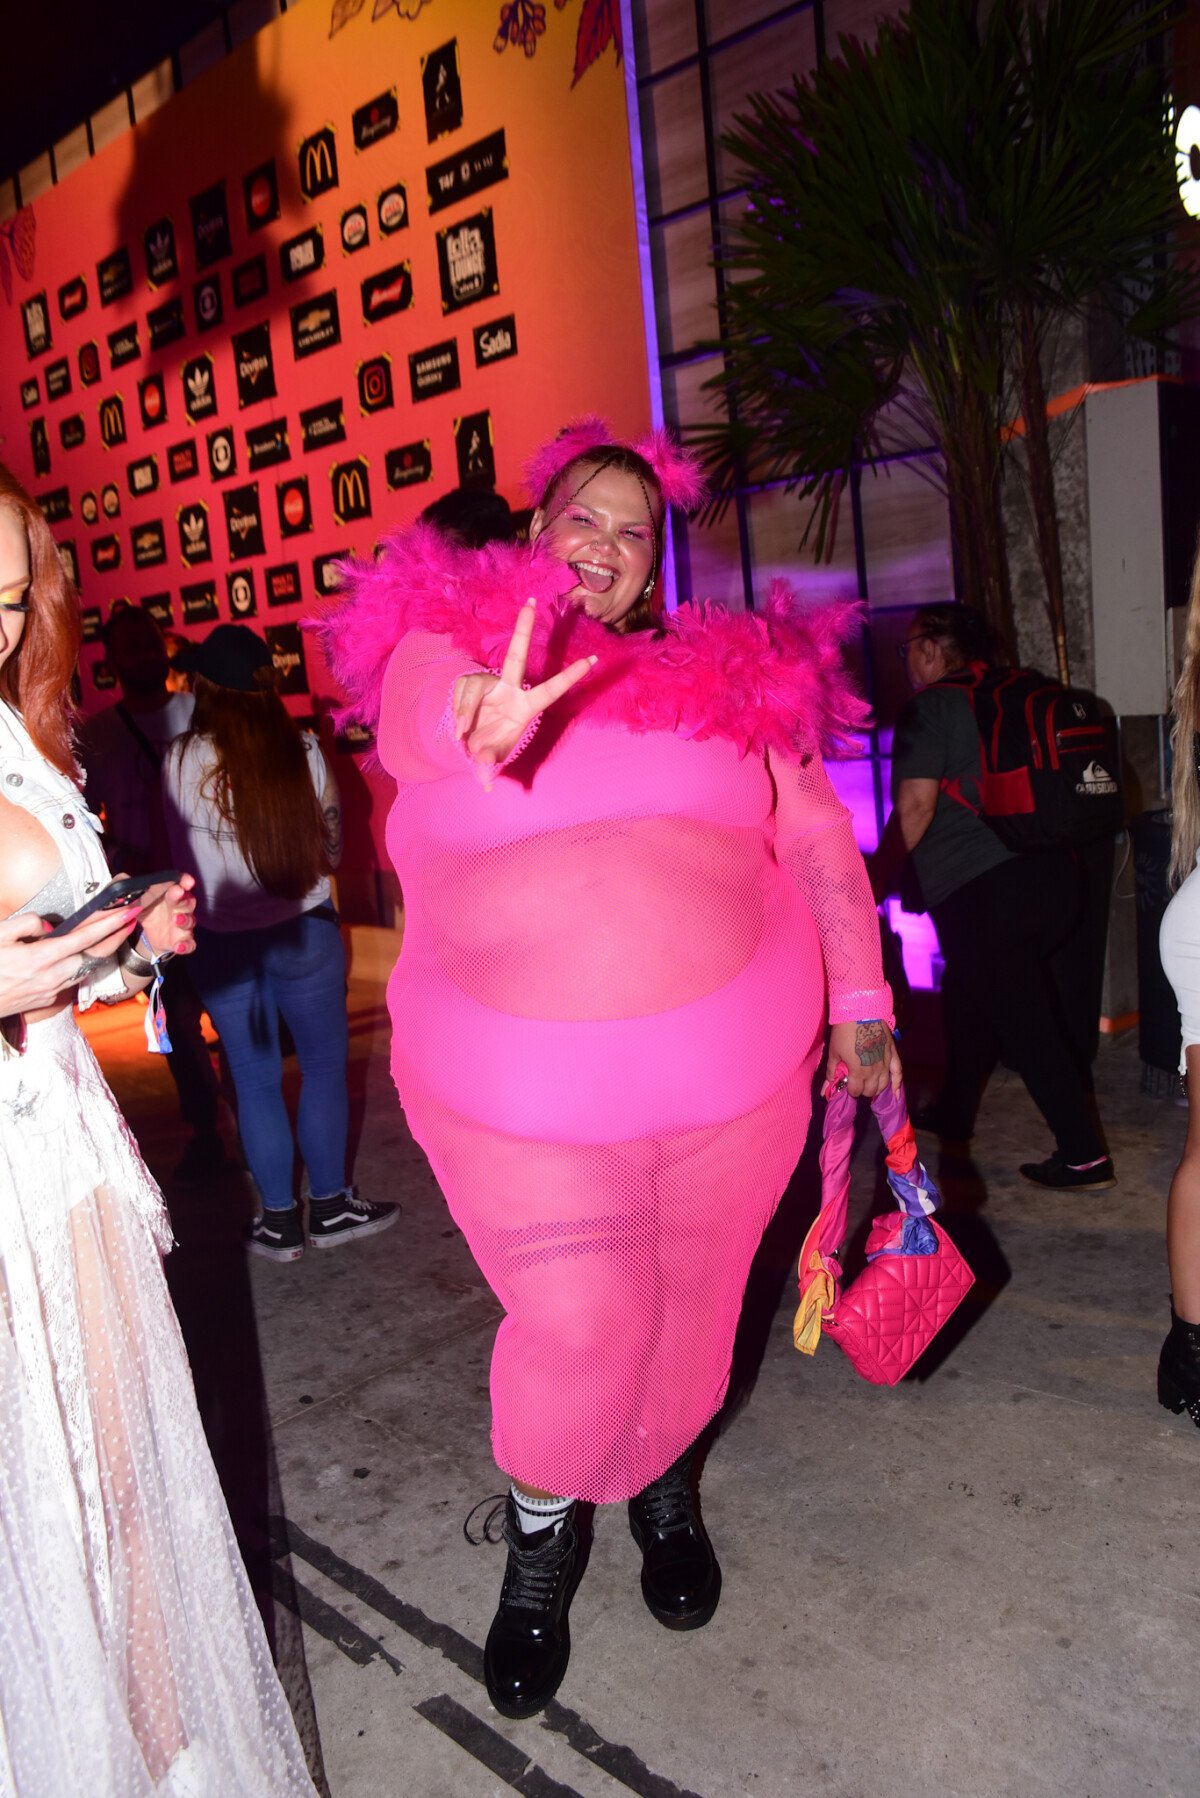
[118,936,175,979]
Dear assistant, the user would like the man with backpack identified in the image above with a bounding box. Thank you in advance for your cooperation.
[869,602,1116,1190]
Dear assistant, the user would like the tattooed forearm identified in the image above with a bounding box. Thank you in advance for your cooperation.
[855,1019,885,1066]
[323,802,343,869]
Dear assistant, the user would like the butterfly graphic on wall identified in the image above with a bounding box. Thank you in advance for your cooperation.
[494,0,621,83]
[0,207,36,305]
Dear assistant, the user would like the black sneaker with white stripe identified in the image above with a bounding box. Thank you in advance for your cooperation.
[307,1189,400,1250]
[246,1205,305,1262]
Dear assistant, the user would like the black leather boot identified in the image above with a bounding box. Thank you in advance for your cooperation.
[483,1496,579,1719]
[628,1446,721,1630]
[1158,1305,1200,1429]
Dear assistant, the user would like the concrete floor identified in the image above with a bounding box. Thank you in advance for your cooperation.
[84,928,1200,1798]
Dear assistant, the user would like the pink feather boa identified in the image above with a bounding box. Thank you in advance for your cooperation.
[312,523,870,764]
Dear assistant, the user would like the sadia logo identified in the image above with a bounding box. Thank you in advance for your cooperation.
[331,457,371,524]
[473,315,517,367]
[98,394,127,449]
[1076,761,1118,797]
[299,127,339,201]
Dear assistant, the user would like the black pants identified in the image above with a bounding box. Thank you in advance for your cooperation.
[161,958,220,1136]
[929,850,1105,1163]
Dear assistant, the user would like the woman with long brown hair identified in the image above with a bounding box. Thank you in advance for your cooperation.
[163,624,396,1259]
[0,464,317,1793]
[1156,547,1200,1428]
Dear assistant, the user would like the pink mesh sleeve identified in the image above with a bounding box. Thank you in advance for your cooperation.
[770,748,894,1026]
[378,629,540,783]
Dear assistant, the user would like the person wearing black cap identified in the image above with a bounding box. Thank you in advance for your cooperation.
[163,624,397,1259]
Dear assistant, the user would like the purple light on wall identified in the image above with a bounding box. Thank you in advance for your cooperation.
[825,753,941,992]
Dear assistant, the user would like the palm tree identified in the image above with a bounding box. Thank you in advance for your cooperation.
[698,0,1200,680]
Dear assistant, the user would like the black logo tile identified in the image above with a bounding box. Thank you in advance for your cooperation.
[97,249,132,307]
[290,292,341,360]
[138,372,167,431]
[331,456,372,524]
[455,409,495,490]
[223,481,265,559]
[353,89,398,151]
[91,533,121,573]
[81,491,100,525]
[312,550,348,596]
[190,180,231,268]
[266,622,309,694]
[77,341,101,387]
[57,275,88,321]
[408,339,460,402]
[144,217,178,288]
[20,378,39,409]
[207,425,237,481]
[100,482,120,519]
[233,255,269,308]
[422,40,463,142]
[177,500,212,566]
[132,519,167,569]
[361,261,412,324]
[59,413,85,450]
[276,476,312,538]
[30,417,50,476]
[473,313,518,367]
[193,273,223,332]
[246,418,290,471]
[427,128,508,214]
[148,295,185,351]
[385,440,433,489]
[299,126,339,200]
[141,592,174,627]
[107,322,140,370]
[233,321,277,409]
[38,486,71,523]
[357,355,393,415]
[22,293,51,357]
[182,355,217,424]
[243,159,280,232]
[300,398,346,454]
[127,454,160,498]
[181,580,219,625]
[280,226,325,284]
[265,561,301,607]
[92,659,117,692]
[340,206,369,255]
[227,568,257,618]
[98,394,127,450]
[80,605,101,642]
[168,438,199,484]
[437,209,498,313]
[377,182,408,235]
[58,541,79,588]
[335,720,375,756]
[45,358,71,400]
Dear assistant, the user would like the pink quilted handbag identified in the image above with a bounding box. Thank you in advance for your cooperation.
[793,1070,974,1386]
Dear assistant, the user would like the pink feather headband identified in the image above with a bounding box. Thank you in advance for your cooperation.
[523,415,708,515]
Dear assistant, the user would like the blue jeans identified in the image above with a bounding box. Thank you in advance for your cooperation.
[191,907,349,1209]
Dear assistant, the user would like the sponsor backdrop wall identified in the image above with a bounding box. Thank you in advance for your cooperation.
[0,0,648,886]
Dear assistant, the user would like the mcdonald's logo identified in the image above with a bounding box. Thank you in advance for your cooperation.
[331,457,371,524]
[299,127,338,201]
[98,394,126,449]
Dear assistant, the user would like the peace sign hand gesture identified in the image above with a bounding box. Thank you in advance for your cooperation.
[452,598,597,784]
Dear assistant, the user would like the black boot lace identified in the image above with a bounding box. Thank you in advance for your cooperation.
[635,1455,697,1536]
[499,1511,577,1612]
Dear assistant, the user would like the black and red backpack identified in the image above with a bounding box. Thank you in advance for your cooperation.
[938,663,1122,852]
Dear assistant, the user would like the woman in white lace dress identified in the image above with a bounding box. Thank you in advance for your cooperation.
[0,465,317,1796]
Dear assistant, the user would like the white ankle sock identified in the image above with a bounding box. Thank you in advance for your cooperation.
[510,1485,572,1535]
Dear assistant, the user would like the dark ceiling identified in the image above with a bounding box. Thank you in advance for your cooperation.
[5,2,230,183]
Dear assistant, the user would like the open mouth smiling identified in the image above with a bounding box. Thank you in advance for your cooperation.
[568,559,618,595]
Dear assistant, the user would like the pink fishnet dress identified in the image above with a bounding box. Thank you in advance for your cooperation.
[378,627,890,1504]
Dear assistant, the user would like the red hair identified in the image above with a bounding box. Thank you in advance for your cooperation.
[0,462,80,774]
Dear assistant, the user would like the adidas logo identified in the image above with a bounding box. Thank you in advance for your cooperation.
[149,228,170,263]
[1076,760,1118,797]
[188,366,211,401]
[183,513,205,548]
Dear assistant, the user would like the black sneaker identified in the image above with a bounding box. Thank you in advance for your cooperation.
[628,1445,721,1630]
[246,1205,305,1262]
[1018,1154,1116,1191]
[307,1189,400,1250]
[484,1495,580,1719]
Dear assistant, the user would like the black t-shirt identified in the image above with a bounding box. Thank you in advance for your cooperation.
[891,682,1013,909]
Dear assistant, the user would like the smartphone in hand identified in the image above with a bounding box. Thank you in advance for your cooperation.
[47,870,181,938]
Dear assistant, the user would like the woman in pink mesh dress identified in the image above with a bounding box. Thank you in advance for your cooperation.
[319,421,899,1719]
